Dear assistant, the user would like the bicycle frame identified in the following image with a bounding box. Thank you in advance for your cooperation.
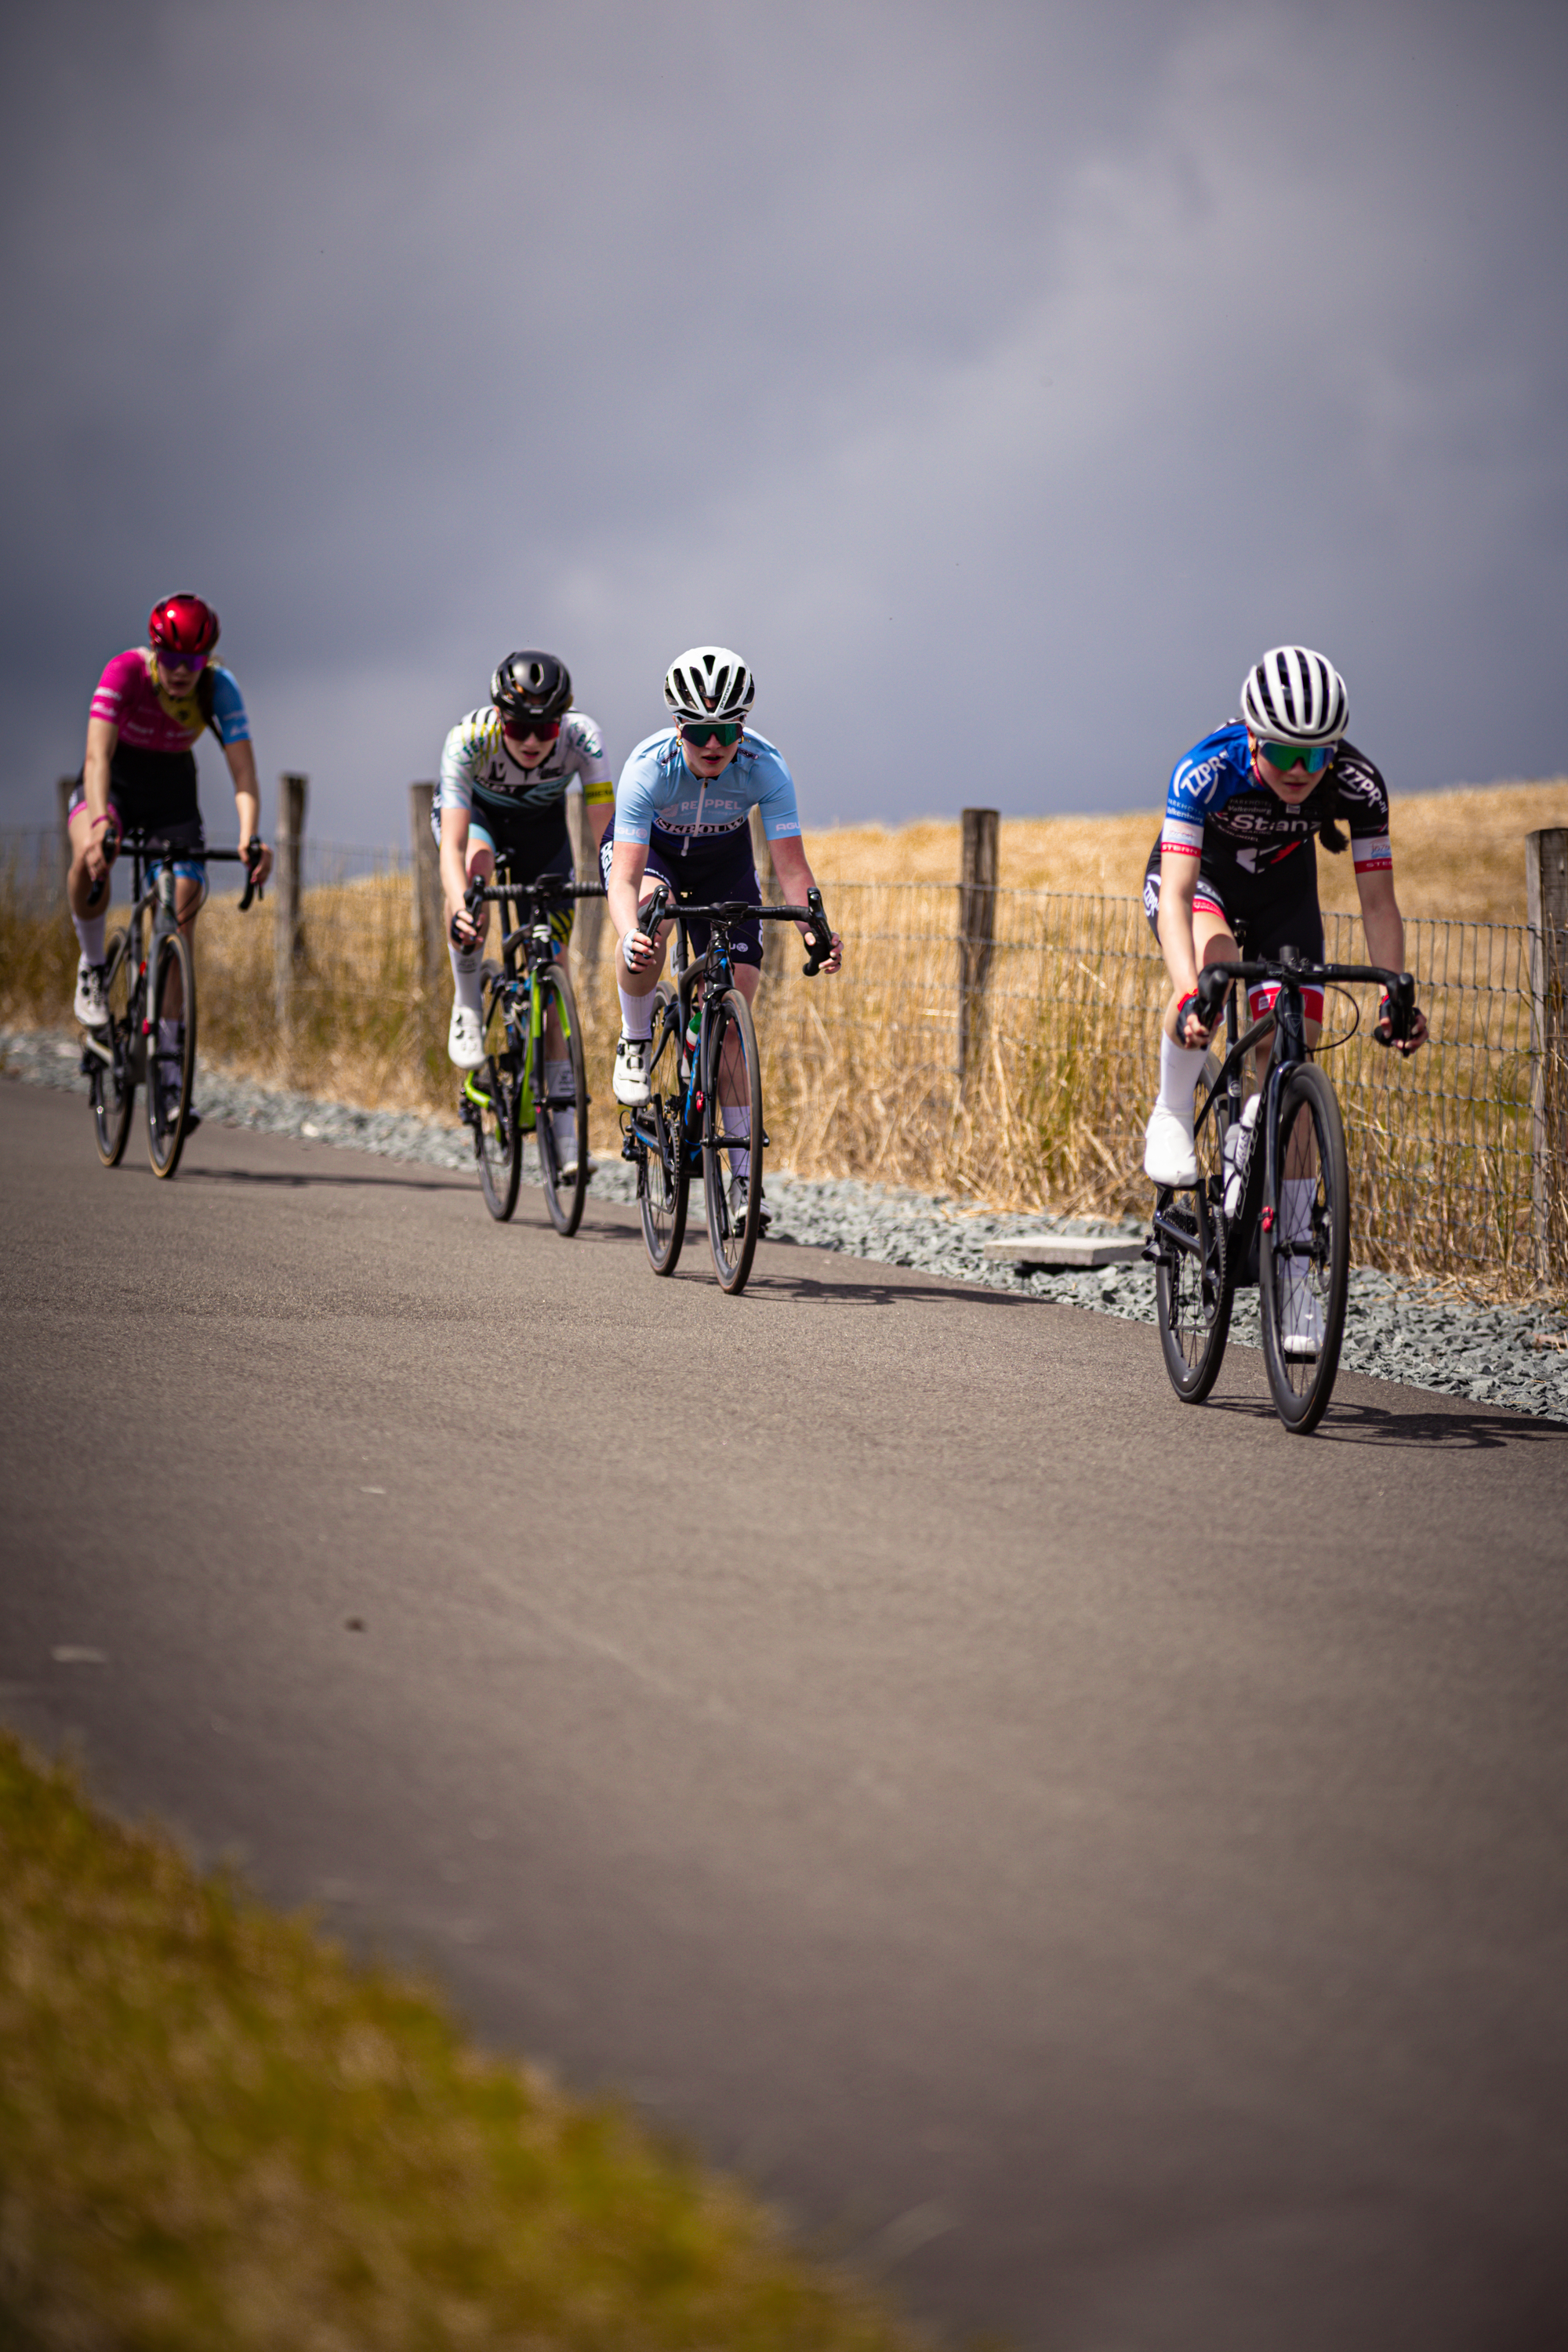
[1150,948,1414,1278]
[460,859,603,1133]
[79,837,260,1083]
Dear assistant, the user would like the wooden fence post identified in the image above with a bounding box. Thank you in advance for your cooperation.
[409,782,443,992]
[56,775,77,880]
[1527,826,1568,1283]
[274,772,307,1031]
[567,786,604,970]
[749,804,786,981]
[957,807,999,1087]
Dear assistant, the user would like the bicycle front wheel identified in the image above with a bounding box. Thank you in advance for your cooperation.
[146,929,195,1178]
[90,928,136,1167]
[532,960,589,1237]
[702,986,764,1295]
[637,985,688,1276]
[1259,1062,1351,1434]
[1154,1103,1232,1403]
[473,967,521,1221]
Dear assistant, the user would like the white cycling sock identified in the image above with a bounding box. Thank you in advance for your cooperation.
[448,942,482,1015]
[72,911,107,965]
[545,1060,575,1160]
[1156,1030,1208,1120]
[724,1105,752,1184]
[618,983,654,1040]
[158,1017,180,1054]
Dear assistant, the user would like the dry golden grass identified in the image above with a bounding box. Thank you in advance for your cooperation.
[803,777,1568,924]
[5,778,1563,1291]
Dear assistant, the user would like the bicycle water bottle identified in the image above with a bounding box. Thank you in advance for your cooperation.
[681,1000,702,1082]
[1222,1094,1261,1219]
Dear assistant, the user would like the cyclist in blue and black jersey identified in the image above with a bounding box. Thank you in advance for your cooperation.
[604,646,841,1232]
[1143,645,1428,1350]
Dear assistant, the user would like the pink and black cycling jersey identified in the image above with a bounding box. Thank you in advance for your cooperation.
[86,647,249,831]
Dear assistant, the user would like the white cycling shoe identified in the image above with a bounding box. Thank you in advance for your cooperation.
[612,1033,651,1105]
[74,959,109,1029]
[448,1004,485,1069]
[1144,1103,1199,1189]
[1280,1281,1325,1359]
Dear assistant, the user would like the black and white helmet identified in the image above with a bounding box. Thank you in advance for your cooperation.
[663,645,756,723]
[492,650,572,723]
[1240,646,1348,746]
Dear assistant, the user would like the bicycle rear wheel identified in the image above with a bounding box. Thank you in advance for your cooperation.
[89,928,136,1167]
[702,987,764,1295]
[1260,1062,1350,1433]
[1154,1102,1232,1402]
[532,960,589,1237]
[472,966,521,1221]
[146,930,195,1178]
[637,987,688,1275]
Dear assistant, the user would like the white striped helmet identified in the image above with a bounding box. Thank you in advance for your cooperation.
[1240,646,1348,746]
[663,645,756,722]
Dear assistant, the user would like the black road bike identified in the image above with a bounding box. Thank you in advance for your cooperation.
[621,882,834,1295]
[457,858,605,1235]
[81,834,263,1178]
[1145,945,1419,1435]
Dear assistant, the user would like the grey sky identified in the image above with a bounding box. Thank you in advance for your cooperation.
[2,0,1565,844]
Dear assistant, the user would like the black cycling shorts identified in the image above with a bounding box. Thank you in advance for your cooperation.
[601,817,764,968]
[1144,836,1326,1023]
[68,771,205,880]
[432,800,577,950]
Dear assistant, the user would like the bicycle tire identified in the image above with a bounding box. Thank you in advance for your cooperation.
[146,929,195,1178]
[1259,1062,1351,1434]
[1153,1101,1233,1403]
[90,928,136,1168]
[638,985,688,1276]
[532,960,589,1237]
[473,967,521,1222]
[702,987,764,1295]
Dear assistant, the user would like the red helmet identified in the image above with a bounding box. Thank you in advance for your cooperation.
[147,593,220,658]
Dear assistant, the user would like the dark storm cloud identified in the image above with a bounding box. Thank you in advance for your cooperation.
[2,0,1565,839]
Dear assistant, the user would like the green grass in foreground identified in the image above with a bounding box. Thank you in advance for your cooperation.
[0,1732,932,2351]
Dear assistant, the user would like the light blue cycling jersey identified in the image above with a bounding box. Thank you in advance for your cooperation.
[612,727,802,848]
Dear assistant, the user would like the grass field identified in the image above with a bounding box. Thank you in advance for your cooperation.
[0,1730,934,2352]
[800,778,1568,921]
[4,779,1564,1289]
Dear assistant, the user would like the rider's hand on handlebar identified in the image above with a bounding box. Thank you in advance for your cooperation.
[241,836,274,890]
[800,922,843,975]
[450,905,484,951]
[1374,995,1428,1054]
[1175,989,1214,1051]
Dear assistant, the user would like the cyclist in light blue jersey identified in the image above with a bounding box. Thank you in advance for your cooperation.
[604,646,841,1231]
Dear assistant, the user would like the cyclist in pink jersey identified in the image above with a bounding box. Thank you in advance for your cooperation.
[67,595,272,1049]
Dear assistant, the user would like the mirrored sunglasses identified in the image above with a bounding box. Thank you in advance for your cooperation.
[1261,740,1333,774]
[503,714,561,741]
[157,650,208,675]
[680,719,742,748]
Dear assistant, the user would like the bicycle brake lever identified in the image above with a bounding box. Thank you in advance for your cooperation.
[801,886,832,977]
[238,841,264,913]
[1195,962,1231,1027]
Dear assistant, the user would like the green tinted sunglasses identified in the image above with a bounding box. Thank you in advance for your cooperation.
[679,720,742,748]
[1260,740,1334,774]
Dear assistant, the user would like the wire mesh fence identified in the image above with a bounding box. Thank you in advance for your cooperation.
[3,824,1562,1293]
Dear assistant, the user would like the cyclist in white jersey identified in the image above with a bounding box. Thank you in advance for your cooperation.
[437,651,614,1180]
[604,646,841,1232]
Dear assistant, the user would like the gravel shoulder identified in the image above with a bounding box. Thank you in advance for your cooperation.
[7,1022,1566,1424]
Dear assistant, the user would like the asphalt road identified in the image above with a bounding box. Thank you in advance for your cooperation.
[4,1077,1567,2351]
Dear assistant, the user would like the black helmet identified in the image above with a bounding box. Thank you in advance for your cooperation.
[492,649,572,723]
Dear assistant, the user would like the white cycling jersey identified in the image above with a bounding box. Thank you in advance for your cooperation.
[437,708,614,818]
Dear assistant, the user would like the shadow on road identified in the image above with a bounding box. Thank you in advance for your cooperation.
[1202,1392,1568,1448]
[186,1164,470,1195]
